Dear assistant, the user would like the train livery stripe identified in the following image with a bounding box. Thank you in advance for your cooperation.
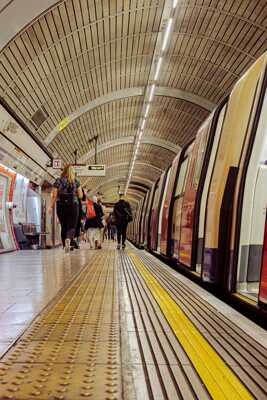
[128,251,253,400]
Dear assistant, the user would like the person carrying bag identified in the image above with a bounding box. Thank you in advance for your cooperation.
[113,193,132,249]
[50,164,83,252]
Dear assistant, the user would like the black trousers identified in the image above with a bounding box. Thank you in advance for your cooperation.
[56,202,79,247]
[116,223,128,245]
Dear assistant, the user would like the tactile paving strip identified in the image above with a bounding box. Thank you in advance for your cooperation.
[0,250,122,400]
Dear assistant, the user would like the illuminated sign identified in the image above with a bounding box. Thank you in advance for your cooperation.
[74,165,106,177]
[52,159,62,169]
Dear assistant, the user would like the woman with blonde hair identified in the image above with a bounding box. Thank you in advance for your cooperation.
[50,164,83,252]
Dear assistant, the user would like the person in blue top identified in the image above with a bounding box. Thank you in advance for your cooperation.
[50,164,83,252]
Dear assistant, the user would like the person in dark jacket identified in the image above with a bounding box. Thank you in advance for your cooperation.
[50,164,83,252]
[113,193,132,249]
[85,195,104,249]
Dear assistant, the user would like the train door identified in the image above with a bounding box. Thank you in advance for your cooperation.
[143,185,156,248]
[238,167,267,299]
[157,168,170,253]
[135,197,144,244]
[160,152,181,256]
[149,171,168,252]
[171,154,190,261]
[140,192,149,246]
[230,60,267,301]
[203,54,266,285]
[149,181,160,250]
[196,105,226,274]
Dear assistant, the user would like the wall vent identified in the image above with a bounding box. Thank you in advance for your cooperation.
[31,106,49,129]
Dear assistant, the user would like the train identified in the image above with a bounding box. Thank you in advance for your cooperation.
[128,51,267,320]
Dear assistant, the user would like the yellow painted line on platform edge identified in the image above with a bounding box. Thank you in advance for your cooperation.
[233,293,257,306]
[128,251,253,400]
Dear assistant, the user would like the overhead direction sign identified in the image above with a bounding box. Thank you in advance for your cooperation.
[74,164,106,177]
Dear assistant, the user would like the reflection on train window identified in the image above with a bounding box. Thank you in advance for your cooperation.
[193,135,209,188]
[175,158,189,197]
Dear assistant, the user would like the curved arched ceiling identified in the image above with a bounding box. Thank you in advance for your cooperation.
[0,0,266,204]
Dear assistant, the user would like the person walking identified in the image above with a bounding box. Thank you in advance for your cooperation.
[113,193,132,249]
[50,164,83,252]
[74,188,86,248]
[107,212,117,241]
[97,193,105,247]
[85,195,104,249]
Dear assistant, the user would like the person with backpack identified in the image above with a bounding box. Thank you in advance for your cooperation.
[85,195,104,249]
[113,193,132,249]
[50,164,83,252]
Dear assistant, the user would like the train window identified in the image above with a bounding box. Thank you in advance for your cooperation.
[193,134,209,189]
[174,157,189,197]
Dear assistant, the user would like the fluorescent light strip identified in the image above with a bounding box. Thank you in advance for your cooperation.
[141,119,146,131]
[144,104,150,119]
[154,57,162,81]
[149,84,156,102]
[162,18,173,52]
[173,0,178,8]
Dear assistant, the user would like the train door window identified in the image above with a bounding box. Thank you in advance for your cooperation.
[175,157,189,198]
[171,157,190,258]
[158,169,171,252]
[193,132,209,189]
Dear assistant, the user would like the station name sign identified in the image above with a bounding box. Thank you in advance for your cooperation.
[74,164,106,177]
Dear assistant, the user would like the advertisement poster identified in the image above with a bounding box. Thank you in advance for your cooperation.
[0,174,15,251]
[13,174,29,224]
[0,165,17,252]
[0,174,6,250]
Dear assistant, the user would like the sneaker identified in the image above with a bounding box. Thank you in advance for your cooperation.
[117,244,120,250]
[122,244,126,249]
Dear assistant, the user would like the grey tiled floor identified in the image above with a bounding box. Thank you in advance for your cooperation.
[0,246,92,356]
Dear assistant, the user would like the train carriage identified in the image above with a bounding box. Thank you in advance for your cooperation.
[178,100,228,270]
[203,53,267,288]
[228,54,267,302]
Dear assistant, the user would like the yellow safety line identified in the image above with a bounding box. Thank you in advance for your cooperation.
[128,251,253,400]
[233,293,256,306]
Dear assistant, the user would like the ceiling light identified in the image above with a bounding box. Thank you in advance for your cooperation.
[173,0,178,8]
[141,119,146,131]
[162,18,173,52]
[154,57,162,81]
[144,104,150,119]
[149,84,156,102]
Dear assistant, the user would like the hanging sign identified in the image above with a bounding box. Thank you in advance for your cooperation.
[74,165,106,177]
[52,159,62,169]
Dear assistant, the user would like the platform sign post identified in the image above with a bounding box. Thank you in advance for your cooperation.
[74,165,106,177]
